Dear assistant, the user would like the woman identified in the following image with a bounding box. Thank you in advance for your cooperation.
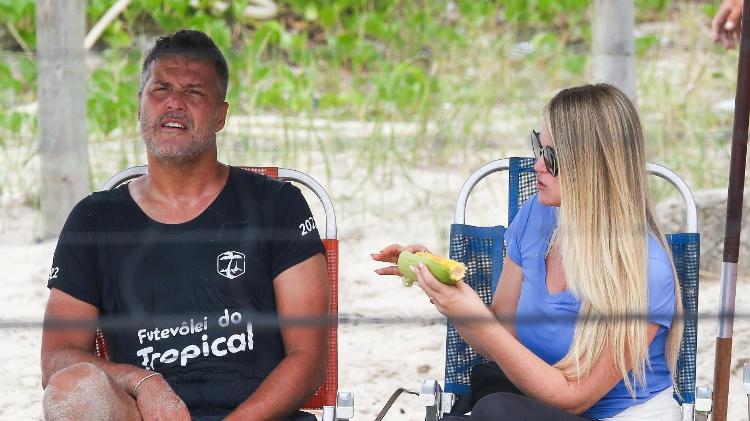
[372,84,683,420]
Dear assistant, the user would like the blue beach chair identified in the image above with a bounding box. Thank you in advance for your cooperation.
[420,157,709,421]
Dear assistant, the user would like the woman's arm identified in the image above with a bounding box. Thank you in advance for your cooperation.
[416,264,661,414]
[374,245,524,354]
[468,257,524,359]
[464,314,660,414]
[490,257,523,337]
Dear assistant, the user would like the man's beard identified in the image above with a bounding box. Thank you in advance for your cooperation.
[140,114,215,164]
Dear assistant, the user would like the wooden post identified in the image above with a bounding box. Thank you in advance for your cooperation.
[593,0,636,101]
[712,1,750,418]
[36,0,89,238]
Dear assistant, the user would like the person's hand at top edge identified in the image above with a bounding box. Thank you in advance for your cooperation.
[712,0,743,49]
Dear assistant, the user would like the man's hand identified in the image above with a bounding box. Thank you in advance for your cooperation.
[134,374,191,421]
[712,0,744,49]
[42,289,190,420]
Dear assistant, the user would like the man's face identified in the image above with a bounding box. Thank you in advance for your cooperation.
[138,56,228,163]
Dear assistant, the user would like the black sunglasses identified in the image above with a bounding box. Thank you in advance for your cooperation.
[531,130,558,177]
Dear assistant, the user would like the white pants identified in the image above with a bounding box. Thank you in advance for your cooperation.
[602,387,681,421]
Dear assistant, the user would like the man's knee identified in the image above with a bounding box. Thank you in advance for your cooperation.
[43,362,114,420]
[472,392,527,419]
[45,362,109,393]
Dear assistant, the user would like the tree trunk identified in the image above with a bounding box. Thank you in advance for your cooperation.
[593,0,636,101]
[36,0,89,238]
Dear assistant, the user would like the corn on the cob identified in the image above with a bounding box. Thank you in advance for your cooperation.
[397,251,467,287]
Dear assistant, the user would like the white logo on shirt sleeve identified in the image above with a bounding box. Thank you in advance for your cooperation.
[48,267,60,281]
[299,217,316,236]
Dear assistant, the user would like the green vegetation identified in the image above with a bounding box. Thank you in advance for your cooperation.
[0,0,741,202]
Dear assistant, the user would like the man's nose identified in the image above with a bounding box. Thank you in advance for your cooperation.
[165,91,187,111]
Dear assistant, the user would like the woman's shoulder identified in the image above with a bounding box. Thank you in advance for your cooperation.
[646,233,677,324]
[646,233,672,266]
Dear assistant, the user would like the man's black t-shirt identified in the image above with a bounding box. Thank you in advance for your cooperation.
[47,166,325,415]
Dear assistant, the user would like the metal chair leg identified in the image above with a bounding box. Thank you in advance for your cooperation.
[321,392,354,421]
[694,384,713,421]
[419,380,455,420]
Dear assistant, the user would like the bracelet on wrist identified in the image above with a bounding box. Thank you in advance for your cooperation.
[133,372,163,397]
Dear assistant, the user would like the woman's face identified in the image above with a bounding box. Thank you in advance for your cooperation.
[533,129,561,206]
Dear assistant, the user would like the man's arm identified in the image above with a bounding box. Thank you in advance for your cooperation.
[41,288,190,419]
[42,288,144,390]
[225,253,329,421]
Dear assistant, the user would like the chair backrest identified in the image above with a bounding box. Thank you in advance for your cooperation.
[446,157,699,407]
[97,165,339,409]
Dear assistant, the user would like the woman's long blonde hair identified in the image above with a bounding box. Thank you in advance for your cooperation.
[545,84,683,396]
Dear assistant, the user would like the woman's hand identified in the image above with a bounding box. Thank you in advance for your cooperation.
[371,243,431,277]
[413,262,493,324]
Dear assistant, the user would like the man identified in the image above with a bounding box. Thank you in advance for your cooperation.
[41,29,329,421]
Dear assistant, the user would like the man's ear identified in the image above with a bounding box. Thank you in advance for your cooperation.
[137,92,142,120]
[214,101,229,132]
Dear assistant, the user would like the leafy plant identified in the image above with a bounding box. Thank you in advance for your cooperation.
[0,0,735,199]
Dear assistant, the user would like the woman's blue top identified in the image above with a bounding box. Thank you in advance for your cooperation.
[505,195,676,419]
